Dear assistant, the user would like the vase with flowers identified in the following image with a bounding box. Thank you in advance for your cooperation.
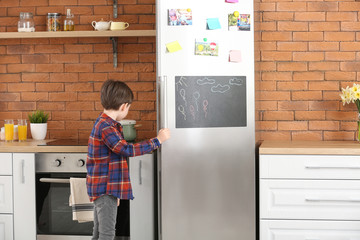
[340,83,360,141]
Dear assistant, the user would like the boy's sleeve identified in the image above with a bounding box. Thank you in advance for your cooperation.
[101,125,161,157]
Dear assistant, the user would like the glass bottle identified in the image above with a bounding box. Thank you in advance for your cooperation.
[63,9,74,31]
[47,13,61,31]
[18,12,35,32]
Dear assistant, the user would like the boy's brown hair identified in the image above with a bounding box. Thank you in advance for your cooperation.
[101,80,134,110]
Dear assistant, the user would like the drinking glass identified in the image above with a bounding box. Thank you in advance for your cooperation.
[18,119,27,142]
[4,119,14,142]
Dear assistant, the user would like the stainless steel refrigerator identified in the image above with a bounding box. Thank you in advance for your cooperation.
[156,1,255,240]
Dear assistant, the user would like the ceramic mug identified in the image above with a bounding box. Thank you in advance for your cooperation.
[110,22,129,30]
[91,20,112,31]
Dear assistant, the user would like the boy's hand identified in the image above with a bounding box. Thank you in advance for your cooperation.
[157,128,171,144]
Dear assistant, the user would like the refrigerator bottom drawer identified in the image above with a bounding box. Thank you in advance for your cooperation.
[261,220,360,240]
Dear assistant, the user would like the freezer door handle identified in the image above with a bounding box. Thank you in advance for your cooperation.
[158,75,168,129]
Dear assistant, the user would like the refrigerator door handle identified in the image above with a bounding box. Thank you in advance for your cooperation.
[158,75,168,129]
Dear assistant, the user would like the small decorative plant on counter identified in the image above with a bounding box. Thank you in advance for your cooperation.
[340,83,360,141]
[28,110,49,140]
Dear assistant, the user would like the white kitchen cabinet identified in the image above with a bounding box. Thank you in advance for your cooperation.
[0,177,12,214]
[13,153,36,240]
[0,215,13,240]
[260,154,360,239]
[0,154,12,176]
[130,153,155,240]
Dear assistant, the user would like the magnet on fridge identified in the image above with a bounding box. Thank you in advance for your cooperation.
[225,0,239,3]
[206,18,221,30]
[166,41,182,53]
[229,50,242,62]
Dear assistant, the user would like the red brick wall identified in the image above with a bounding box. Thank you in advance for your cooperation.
[258,0,360,141]
[0,0,157,140]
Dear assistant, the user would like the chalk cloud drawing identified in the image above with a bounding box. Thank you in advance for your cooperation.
[211,84,231,93]
[197,77,216,86]
[229,78,243,86]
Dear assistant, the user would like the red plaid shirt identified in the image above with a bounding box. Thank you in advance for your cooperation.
[86,112,160,201]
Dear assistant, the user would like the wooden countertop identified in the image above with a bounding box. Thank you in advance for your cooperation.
[259,140,360,155]
[0,140,87,153]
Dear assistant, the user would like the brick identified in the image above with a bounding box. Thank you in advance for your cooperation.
[49,130,78,140]
[49,0,75,5]
[277,2,306,11]
[35,45,64,54]
[66,121,94,129]
[94,63,124,73]
[0,93,20,101]
[325,71,355,81]
[277,42,307,51]
[278,101,309,111]
[124,63,154,72]
[8,83,35,92]
[80,54,108,63]
[79,73,108,82]
[260,62,277,71]
[341,22,360,32]
[324,32,355,41]
[64,44,93,53]
[326,111,356,121]
[262,32,292,41]
[21,92,48,101]
[325,52,355,61]
[294,12,325,22]
[51,54,80,63]
[108,73,139,81]
[295,111,325,120]
[50,73,79,82]
[308,2,338,12]
[262,51,292,61]
[78,92,100,101]
[292,91,322,100]
[309,82,339,91]
[65,64,93,73]
[258,121,277,131]
[293,72,324,81]
[52,111,81,121]
[309,62,339,71]
[81,111,100,120]
[0,74,21,82]
[309,121,339,130]
[138,92,156,101]
[7,45,34,54]
[22,55,50,64]
[36,83,64,92]
[309,22,340,31]
[278,22,308,31]
[130,101,155,110]
[340,62,360,71]
[65,83,94,92]
[124,5,153,14]
[293,32,323,41]
[277,82,308,90]
[258,91,291,101]
[7,64,35,73]
[20,0,48,6]
[0,55,21,64]
[340,122,357,131]
[66,102,94,111]
[339,2,360,11]
[37,102,65,110]
[277,62,307,71]
[278,121,307,131]
[293,52,324,61]
[49,92,77,102]
[309,42,339,51]
[258,101,277,111]
[260,42,277,51]
[327,12,357,22]
[261,131,291,141]
[291,131,323,141]
[78,0,107,5]
[341,42,360,51]
[47,121,65,130]
[324,131,354,141]
[8,102,36,111]
[36,64,64,73]
[323,91,342,101]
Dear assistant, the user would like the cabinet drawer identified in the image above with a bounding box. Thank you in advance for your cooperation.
[260,154,360,179]
[260,180,360,220]
[0,177,12,213]
[0,154,12,176]
[0,214,13,240]
[261,220,360,240]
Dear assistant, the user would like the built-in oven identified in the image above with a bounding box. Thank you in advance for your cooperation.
[35,153,129,240]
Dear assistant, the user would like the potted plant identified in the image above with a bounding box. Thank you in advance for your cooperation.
[28,110,49,140]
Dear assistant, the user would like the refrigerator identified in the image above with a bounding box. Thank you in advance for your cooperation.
[156,1,255,240]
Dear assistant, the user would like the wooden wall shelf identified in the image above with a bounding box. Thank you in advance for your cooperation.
[0,30,156,39]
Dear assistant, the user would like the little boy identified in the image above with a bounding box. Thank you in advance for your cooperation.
[86,79,170,240]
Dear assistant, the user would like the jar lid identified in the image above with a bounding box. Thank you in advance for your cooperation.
[19,12,33,19]
[48,13,61,16]
[119,120,136,125]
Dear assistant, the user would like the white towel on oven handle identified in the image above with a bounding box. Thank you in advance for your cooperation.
[69,177,94,223]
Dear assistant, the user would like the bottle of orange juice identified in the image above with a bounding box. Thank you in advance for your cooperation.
[4,119,14,142]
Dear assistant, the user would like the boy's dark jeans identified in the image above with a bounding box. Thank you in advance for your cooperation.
[92,194,118,240]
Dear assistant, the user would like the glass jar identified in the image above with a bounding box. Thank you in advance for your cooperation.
[18,12,35,32]
[63,9,74,31]
[47,13,61,31]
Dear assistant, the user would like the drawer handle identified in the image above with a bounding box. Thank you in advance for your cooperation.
[305,165,360,169]
[305,197,360,202]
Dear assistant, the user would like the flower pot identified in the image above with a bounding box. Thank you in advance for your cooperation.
[30,123,47,140]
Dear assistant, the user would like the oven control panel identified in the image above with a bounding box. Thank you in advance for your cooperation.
[35,153,87,173]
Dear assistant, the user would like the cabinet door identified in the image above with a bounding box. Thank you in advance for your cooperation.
[0,215,13,240]
[0,177,12,213]
[13,154,36,240]
[261,179,360,220]
[261,220,360,240]
[0,153,12,175]
[129,153,155,240]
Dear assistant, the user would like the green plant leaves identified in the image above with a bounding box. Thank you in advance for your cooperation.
[28,110,49,123]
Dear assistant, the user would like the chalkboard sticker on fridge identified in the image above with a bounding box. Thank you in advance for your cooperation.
[175,76,246,128]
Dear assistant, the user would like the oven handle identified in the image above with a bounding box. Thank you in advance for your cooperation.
[39,178,70,184]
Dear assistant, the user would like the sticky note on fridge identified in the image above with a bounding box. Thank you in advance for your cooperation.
[166,41,182,53]
[229,50,242,62]
[207,18,221,30]
[225,0,238,2]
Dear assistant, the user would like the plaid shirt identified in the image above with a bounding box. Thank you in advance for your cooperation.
[86,112,160,202]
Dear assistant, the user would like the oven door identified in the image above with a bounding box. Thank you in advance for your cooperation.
[36,173,93,236]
